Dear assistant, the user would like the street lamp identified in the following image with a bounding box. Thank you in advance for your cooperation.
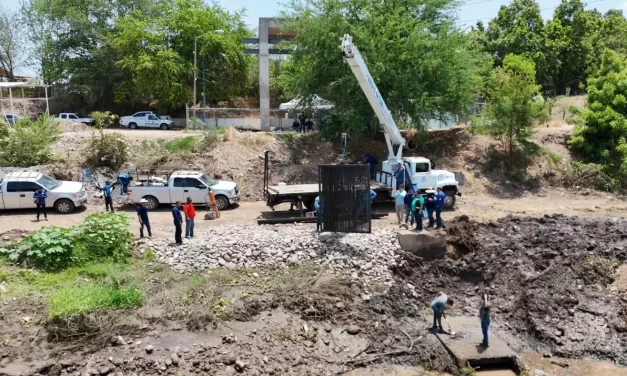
[194,29,224,108]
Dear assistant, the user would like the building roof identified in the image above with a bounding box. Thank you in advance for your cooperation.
[0,82,49,88]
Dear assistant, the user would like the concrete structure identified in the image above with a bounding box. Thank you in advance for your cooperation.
[397,230,447,261]
[430,315,521,373]
[243,18,295,131]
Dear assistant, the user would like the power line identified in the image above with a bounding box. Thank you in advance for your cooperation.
[459,0,613,24]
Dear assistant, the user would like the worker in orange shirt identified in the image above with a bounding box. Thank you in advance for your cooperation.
[183,197,196,238]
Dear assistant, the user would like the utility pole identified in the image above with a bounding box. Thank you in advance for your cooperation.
[202,56,206,109]
[193,29,223,108]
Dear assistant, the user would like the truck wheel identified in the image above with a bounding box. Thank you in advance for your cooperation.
[160,123,169,130]
[143,196,159,210]
[129,122,138,129]
[55,199,75,214]
[444,191,456,208]
[215,195,229,210]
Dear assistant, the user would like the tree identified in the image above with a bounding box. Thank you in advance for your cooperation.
[22,0,252,112]
[278,0,484,137]
[568,50,627,187]
[0,5,31,81]
[472,54,547,162]
[483,0,547,83]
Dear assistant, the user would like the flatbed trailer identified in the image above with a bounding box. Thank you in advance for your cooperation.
[263,151,393,216]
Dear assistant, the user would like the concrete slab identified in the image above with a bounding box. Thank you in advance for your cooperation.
[429,316,517,369]
[397,230,446,260]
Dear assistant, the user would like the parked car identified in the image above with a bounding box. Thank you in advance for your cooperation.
[3,114,23,125]
[120,113,173,130]
[0,170,88,213]
[55,113,95,125]
[126,170,240,210]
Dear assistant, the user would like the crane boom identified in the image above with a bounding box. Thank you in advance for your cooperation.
[340,34,404,162]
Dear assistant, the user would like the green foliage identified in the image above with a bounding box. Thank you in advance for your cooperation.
[5,227,77,271]
[22,0,252,112]
[279,0,485,137]
[84,127,130,169]
[111,0,252,111]
[89,111,118,129]
[568,50,627,189]
[0,213,132,271]
[471,54,548,164]
[163,136,198,153]
[197,130,223,151]
[77,213,133,262]
[47,283,143,319]
[0,116,61,167]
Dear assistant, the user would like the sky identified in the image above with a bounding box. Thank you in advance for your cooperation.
[3,0,626,74]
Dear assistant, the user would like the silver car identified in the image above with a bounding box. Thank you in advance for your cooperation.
[3,114,22,125]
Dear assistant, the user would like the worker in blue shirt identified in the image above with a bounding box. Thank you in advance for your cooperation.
[103,181,114,213]
[394,163,406,190]
[434,187,446,229]
[314,195,322,231]
[363,154,378,179]
[136,198,151,238]
[33,186,48,221]
[404,187,416,225]
[172,201,183,245]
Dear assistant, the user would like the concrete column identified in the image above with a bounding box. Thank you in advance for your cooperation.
[259,18,271,131]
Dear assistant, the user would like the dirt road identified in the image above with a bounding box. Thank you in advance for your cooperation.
[1,188,625,237]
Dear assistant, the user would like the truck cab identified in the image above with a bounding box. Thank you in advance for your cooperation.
[379,156,460,207]
[120,113,173,130]
[0,170,87,213]
[56,113,95,125]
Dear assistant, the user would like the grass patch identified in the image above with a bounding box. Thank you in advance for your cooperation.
[163,136,198,153]
[47,283,143,319]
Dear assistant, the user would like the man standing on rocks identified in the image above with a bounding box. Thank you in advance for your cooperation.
[431,292,453,333]
[172,201,183,245]
[183,197,196,239]
[479,293,491,347]
[136,198,151,238]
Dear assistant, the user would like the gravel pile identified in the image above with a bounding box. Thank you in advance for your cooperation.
[140,225,403,284]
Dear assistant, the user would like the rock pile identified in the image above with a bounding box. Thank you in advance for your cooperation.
[140,225,403,284]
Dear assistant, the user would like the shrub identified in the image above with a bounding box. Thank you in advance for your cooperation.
[47,283,143,319]
[0,115,61,167]
[77,213,133,262]
[89,111,118,128]
[197,130,222,151]
[6,226,77,271]
[163,136,197,153]
[84,131,130,169]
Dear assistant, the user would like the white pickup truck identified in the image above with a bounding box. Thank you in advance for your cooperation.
[55,113,95,125]
[0,170,87,213]
[120,113,173,130]
[126,171,240,210]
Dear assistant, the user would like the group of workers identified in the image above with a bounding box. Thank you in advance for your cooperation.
[292,114,315,133]
[430,291,491,348]
[395,185,446,230]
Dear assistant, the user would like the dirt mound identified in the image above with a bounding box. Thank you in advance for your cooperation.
[396,215,627,364]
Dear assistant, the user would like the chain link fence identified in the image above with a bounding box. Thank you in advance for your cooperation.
[186,106,316,132]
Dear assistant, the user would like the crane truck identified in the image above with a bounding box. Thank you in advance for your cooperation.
[263,34,461,212]
[340,34,461,206]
